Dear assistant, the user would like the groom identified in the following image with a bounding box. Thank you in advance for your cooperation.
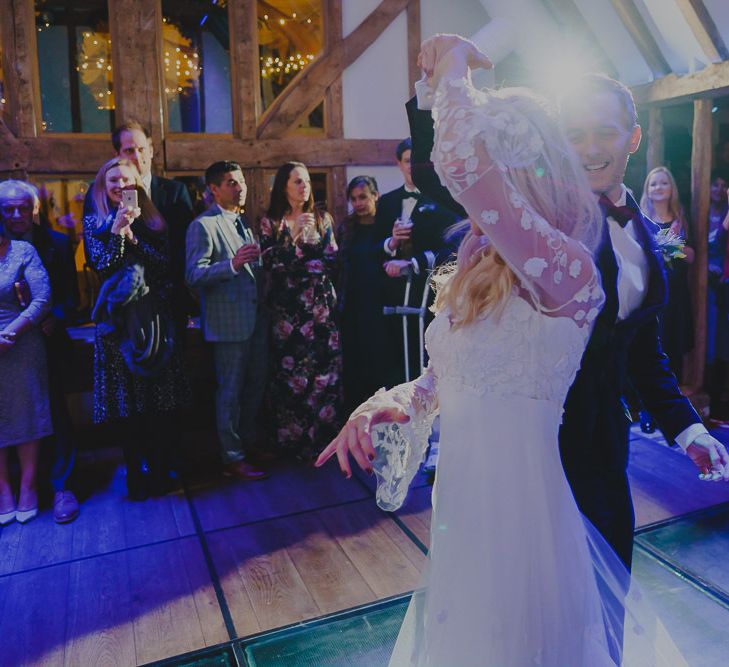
[407,63,729,569]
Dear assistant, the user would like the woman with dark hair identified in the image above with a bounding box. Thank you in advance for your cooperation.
[84,157,190,498]
[335,175,389,414]
[259,161,342,460]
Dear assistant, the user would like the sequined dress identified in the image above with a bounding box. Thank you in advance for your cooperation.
[83,214,190,423]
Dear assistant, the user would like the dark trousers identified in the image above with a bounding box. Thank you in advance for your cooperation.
[560,397,635,570]
[44,332,77,493]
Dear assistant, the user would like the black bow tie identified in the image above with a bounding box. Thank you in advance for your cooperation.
[403,192,419,200]
[599,194,635,228]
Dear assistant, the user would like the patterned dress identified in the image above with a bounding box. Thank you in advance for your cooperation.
[83,213,190,423]
[260,214,342,459]
[0,241,52,447]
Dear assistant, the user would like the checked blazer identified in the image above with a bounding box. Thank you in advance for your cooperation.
[185,204,260,342]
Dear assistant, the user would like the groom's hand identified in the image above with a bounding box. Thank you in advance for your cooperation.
[686,433,729,481]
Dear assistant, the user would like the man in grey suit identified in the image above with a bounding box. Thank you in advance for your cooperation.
[186,161,269,480]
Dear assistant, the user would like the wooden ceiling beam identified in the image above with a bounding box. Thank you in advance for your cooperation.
[0,136,402,173]
[256,0,409,139]
[609,0,671,78]
[674,0,729,64]
[166,137,401,170]
[632,58,729,105]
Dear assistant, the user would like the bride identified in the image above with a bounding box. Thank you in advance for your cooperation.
[317,35,687,666]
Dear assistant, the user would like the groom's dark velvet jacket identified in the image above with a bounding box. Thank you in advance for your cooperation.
[406,95,702,569]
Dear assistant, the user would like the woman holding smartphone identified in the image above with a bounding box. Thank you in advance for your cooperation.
[84,157,190,499]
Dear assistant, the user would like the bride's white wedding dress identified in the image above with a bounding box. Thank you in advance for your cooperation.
[352,74,686,666]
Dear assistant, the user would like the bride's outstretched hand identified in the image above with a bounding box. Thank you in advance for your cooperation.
[418,34,492,86]
[315,406,410,479]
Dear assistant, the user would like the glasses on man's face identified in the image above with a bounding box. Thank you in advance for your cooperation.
[0,203,33,217]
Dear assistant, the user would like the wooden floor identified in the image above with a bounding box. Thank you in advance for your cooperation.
[1,425,729,666]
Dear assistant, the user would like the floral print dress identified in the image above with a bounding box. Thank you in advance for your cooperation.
[260,214,342,459]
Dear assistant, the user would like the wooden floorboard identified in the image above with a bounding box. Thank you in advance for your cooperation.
[188,460,371,532]
[318,502,423,599]
[64,551,136,667]
[1,428,729,665]
[207,519,321,633]
[127,538,228,665]
[0,561,70,666]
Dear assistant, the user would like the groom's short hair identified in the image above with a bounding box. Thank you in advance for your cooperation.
[560,73,638,130]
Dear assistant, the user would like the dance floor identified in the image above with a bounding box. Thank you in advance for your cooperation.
[2,425,729,666]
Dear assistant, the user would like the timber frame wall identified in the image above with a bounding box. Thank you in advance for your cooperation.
[3,0,729,391]
[0,0,422,224]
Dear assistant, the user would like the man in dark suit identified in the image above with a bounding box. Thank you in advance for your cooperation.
[84,121,195,334]
[407,64,728,570]
[376,138,460,386]
[0,179,81,523]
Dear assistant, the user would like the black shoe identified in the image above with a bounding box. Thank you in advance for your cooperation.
[639,411,655,434]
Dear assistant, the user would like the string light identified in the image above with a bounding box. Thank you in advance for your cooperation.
[258,8,319,81]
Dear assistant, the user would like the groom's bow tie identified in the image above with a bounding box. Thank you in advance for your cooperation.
[402,191,419,200]
[599,194,636,228]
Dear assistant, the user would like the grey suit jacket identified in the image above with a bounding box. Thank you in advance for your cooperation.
[185,204,259,342]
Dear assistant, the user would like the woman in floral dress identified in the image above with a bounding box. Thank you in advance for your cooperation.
[260,162,342,460]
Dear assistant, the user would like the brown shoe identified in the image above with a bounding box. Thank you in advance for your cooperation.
[53,491,80,524]
[222,461,270,481]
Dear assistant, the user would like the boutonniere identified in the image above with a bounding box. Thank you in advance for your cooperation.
[417,203,436,213]
[655,228,686,265]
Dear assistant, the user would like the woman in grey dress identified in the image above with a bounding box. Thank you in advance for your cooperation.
[0,228,52,525]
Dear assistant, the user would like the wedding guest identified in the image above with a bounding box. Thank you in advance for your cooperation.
[0,224,51,524]
[186,161,269,481]
[376,138,460,386]
[640,166,694,381]
[707,170,729,419]
[260,161,342,460]
[335,175,389,414]
[0,180,81,523]
[84,157,190,499]
[84,121,195,335]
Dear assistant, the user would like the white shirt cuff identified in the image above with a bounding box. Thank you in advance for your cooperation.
[674,422,709,451]
[384,238,397,256]
[230,259,239,275]
[415,78,434,111]
[411,258,420,275]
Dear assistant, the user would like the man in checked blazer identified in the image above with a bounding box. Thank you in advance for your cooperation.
[186,161,269,481]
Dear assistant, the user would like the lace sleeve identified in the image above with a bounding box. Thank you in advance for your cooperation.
[351,365,438,511]
[17,244,51,326]
[431,76,604,326]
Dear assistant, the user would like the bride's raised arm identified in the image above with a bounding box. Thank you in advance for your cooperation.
[423,36,604,326]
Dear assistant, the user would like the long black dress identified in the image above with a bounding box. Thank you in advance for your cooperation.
[336,214,390,415]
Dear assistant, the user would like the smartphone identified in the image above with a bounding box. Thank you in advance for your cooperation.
[121,188,139,209]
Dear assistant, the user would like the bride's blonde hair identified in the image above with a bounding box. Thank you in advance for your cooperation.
[433,87,601,328]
